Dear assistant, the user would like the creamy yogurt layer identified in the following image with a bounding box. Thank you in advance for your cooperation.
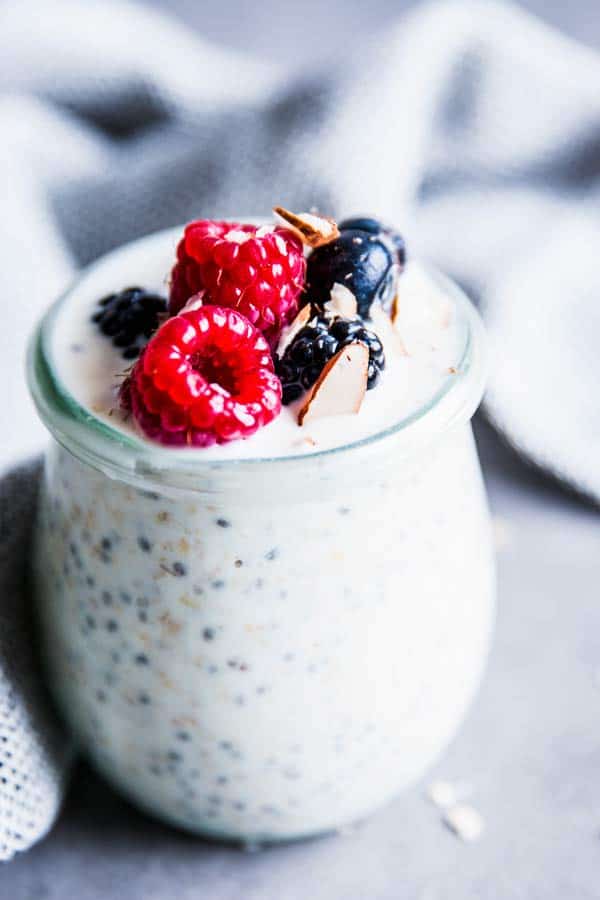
[46,228,467,460]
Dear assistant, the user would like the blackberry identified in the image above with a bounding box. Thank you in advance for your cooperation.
[306,218,405,318]
[276,315,385,404]
[92,286,167,359]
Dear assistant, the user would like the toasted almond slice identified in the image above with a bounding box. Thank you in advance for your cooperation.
[390,293,400,324]
[180,291,206,313]
[273,206,339,248]
[275,304,312,358]
[298,342,368,425]
[368,302,407,357]
[325,283,358,318]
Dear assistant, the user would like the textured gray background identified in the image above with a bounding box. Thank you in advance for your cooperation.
[3,1,600,897]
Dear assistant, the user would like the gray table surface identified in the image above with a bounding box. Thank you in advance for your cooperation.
[3,427,600,900]
[4,2,600,896]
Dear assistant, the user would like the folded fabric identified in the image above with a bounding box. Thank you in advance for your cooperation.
[1,0,599,858]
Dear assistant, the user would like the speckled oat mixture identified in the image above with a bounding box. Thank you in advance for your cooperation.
[34,427,494,840]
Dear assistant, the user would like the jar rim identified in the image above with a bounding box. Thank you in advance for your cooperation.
[27,227,487,490]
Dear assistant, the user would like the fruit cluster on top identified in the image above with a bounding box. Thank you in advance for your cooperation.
[92,207,406,447]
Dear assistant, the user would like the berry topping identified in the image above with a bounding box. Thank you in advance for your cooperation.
[120,305,282,446]
[92,287,167,359]
[169,220,306,343]
[306,218,406,318]
[276,314,385,405]
[338,216,406,265]
[169,238,205,315]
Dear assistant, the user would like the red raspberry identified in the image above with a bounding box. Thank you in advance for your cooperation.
[169,237,204,313]
[169,220,306,343]
[120,305,282,447]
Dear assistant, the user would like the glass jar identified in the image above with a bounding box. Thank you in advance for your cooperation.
[27,254,494,843]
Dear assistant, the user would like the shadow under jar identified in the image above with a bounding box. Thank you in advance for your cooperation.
[28,252,495,843]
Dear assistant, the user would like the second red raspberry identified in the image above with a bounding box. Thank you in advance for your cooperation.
[169,220,306,343]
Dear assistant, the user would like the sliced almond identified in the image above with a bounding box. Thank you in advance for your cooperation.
[298,342,368,425]
[390,293,400,325]
[275,304,312,358]
[368,302,407,357]
[273,206,339,248]
[325,283,358,318]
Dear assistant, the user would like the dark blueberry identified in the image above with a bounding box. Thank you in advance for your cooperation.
[338,216,406,265]
[338,216,383,234]
[306,230,394,318]
[276,315,385,402]
[92,287,167,359]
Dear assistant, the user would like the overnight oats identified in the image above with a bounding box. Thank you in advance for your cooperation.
[28,209,495,842]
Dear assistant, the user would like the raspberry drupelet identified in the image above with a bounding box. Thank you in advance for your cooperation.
[120,305,282,446]
[169,238,204,315]
[169,221,306,344]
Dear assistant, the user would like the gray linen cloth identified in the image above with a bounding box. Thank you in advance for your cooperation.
[1,0,599,859]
